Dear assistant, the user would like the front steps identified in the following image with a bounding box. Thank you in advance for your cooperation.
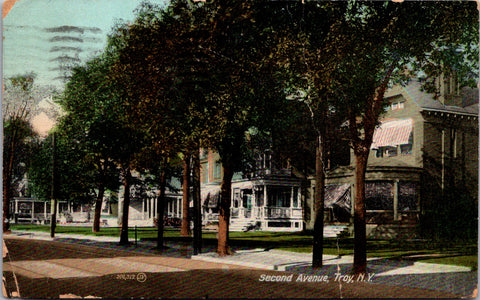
[230,219,257,232]
[323,225,349,238]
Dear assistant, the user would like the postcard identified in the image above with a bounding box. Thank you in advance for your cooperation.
[3,0,478,298]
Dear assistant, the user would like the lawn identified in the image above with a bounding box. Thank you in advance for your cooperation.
[9,224,477,270]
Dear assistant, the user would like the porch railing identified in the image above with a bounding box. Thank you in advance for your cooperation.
[265,207,302,219]
[230,207,303,219]
[231,207,252,218]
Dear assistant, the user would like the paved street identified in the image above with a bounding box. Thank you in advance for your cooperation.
[3,235,472,298]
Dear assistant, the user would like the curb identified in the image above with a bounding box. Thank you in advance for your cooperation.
[191,254,274,270]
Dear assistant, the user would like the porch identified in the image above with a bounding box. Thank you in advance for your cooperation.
[10,197,70,224]
[201,180,304,232]
[230,182,303,231]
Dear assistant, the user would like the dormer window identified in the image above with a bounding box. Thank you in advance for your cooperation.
[384,99,405,112]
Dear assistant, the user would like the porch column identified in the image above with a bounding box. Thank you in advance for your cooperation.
[263,185,268,213]
[393,180,399,221]
[153,198,156,218]
[148,198,152,218]
[290,187,294,218]
[31,201,35,222]
[296,186,300,210]
[251,187,257,218]
[350,184,355,224]
[44,202,47,220]
[15,199,19,214]
[178,198,181,218]
[290,187,294,207]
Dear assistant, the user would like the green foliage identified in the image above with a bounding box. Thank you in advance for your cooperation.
[3,117,37,196]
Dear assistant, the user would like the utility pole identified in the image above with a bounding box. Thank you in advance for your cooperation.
[50,132,57,238]
[192,148,202,255]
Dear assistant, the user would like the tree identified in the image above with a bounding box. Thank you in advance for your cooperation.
[257,1,349,268]
[111,2,194,248]
[256,1,477,272]
[196,0,293,256]
[57,48,143,241]
[3,74,42,232]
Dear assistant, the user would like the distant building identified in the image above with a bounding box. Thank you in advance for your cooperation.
[117,174,183,227]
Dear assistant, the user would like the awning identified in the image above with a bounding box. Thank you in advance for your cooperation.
[203,192,220,208]
[324,184,351,210]
[371,118,413,149]
[201,185,221,208]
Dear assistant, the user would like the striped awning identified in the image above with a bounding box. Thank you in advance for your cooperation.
[324,184,350,209]
[201,185,221,208]
[371,118,413,149]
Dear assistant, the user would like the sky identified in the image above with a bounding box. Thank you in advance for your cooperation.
[3,0,167,88]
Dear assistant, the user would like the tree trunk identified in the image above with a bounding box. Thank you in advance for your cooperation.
[180,154,191,237]
[92,181,105,233]
[50,133,57,238]
[217,161,234,256]
[348,70,393,275]
[353,150,368,275]
[157,157,167,249]
[312,134,325,268]
[3,165,13,233]
[3,127,18,233]
[119,166,131,245]
[192,149,202,254]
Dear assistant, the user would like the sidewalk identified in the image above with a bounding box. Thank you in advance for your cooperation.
[6,230,477,298]
[191,248,472,275]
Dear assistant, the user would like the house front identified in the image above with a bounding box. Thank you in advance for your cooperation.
[200,149,304,231]
[306,80,478,239]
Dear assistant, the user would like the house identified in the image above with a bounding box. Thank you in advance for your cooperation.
[200,149,304,231]
[117,175,183,227]
[306,79,478,238]
[9,197,69,224]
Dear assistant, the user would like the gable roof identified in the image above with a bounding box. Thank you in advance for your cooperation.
[387,81,478,117]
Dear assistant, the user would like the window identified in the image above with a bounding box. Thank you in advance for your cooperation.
[213,160,222,179]
[400,132,413,155]
[386,146,397,157]
[201,163,208,183]
[400,144,412,155]
[233,189,241,208]
[398,182,418,211]
[366,181,394,210]
[255,187,264,207]
[390,101,405,111]
[376,148,384,158]
[242,189,252,208]
[267,186,291,207]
